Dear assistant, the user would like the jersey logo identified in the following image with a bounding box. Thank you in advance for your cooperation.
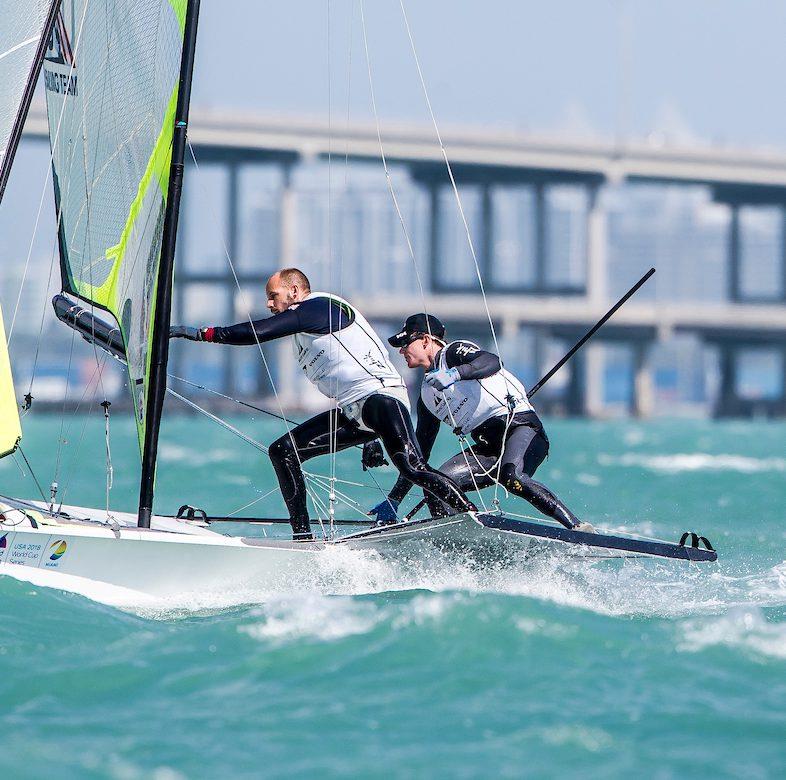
[364,351,387,370]
[453,342,479,358]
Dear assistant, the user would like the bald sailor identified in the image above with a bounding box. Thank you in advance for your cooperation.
[171,270,476,539]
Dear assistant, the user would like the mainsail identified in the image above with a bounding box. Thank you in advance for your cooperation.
[0,0,60,202]
[42,0,188,454]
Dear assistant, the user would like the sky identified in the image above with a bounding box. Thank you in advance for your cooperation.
[191,0,786,150]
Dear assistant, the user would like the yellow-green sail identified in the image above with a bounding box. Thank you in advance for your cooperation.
[0,304,22,459]
[42,0,187,454]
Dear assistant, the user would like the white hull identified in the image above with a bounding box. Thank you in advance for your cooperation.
[1,496,711,600]
[0,499,534,598]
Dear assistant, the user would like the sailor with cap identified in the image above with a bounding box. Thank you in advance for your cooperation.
[368,313,583,530]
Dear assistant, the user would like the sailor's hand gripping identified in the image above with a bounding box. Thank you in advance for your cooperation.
[170,325,205,341]
[361,440,388,470]
[368,497,399,526]
[424,366,460,391]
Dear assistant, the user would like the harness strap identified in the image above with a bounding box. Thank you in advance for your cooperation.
[678,531,715,551]
[176,504,208,522]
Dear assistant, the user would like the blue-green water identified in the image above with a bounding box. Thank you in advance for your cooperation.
[2,414,786,778]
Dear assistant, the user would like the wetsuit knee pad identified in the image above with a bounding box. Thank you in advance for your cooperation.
[391,446,427,479]
[499,463,530,496]
[268,435,295,465]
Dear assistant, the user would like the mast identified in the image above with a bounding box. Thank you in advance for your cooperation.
[137,0,201,529]
[0,0,62,204]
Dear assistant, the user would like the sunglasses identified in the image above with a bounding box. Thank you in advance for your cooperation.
[403,332,439,346]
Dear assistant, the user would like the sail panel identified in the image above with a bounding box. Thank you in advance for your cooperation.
[0,0,57,199]
[43,0,187,452]
[0,305,22,459]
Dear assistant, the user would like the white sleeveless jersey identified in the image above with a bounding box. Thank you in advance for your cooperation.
[420,341,533,434]
[292,292,405,407]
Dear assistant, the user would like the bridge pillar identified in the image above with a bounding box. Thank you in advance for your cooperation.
[534,182,547,290]
[585,345,605,417]
[587,185,607,305]
[480,183,494,283]
[499,315,518,372]
[714,343,738,417]
[280,162,296,266]
[727,203,741,302]
[427,181,441,291]
[224,161,240,395]
[781,206,786,302]
[565,350,587,416]
[266,162,298,405]
[778,344,786,417]
[630,342,654,418]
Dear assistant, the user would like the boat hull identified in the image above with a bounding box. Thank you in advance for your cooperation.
[0,504,715,599]
[0,523,325,597]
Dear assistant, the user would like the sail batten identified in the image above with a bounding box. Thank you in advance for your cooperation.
[43,0,189,455]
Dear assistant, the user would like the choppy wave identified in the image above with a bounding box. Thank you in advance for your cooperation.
[158,443,239,466]
[598,452,786,474]
[678,606,786,661]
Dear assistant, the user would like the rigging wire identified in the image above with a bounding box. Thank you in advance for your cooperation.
[355,2,524,514]
[185,141,354,539]
[326,0,338,532]
[7,0,91,345]
[167,387,374,523]
[358,1,430,315]
[359,1,499,514]
[398,0,518,507]
[14,446,48,504]
[56,351,115,509]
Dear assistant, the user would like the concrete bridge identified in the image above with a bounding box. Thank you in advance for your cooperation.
[22,106,786,416]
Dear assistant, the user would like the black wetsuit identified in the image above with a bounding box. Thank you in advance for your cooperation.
[203,298,475,537]
[387,341,579,529]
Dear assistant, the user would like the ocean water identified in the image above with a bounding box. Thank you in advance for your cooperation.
[1,413,786,778]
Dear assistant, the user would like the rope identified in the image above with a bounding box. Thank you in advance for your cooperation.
[397,0,518,505]
[15,446,48,504]
[186,143,331,540]
[101,400,114,519]
[7,0,90,344]
[168,387,372,523]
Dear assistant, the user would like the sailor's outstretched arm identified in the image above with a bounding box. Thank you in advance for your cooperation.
[202,308,302,345]
[387,398,440,504]
[170,297,353,345]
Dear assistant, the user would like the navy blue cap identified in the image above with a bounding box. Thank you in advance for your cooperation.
[388,313,446,347]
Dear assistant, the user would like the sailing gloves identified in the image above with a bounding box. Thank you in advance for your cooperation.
[368,497,399,526]
[361,440,388,470]
[170,325,214,341]
[424,366,460,391]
